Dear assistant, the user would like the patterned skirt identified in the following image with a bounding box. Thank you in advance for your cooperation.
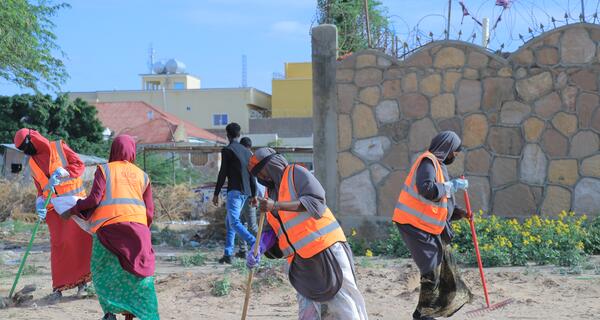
[91,235,160,320]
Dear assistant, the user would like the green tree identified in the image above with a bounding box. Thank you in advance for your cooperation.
[0,0,69,92]
[317,0,391,54]
[0,94,109,156]
[138,153,201,186]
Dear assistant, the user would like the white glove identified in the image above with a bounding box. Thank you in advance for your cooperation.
[36,196,44,208]
[443,179,469,195]
[53,167,70,179]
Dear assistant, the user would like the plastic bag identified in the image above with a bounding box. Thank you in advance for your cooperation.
[50,196,92,234]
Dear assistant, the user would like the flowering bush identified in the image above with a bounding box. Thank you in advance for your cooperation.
[349,211,598,267]
[451,211,587,267]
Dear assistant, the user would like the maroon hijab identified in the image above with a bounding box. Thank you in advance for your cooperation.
[109,134,137,162]
[96,134,156,277]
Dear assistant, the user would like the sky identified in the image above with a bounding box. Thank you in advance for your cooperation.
[0,0,588,96]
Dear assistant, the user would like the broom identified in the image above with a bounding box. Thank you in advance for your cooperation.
[461,178,514,317]
[240,207,267,320]
[8,189,54,299]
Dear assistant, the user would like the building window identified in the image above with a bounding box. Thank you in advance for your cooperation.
[212,114,228,126]
[173,82,185,90]
[145,81,161,90]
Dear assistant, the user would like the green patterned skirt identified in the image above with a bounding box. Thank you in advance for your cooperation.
[91,235,159,320]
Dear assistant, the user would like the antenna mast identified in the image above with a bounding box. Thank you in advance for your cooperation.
[147,44,156,73]
[242,54,248,87]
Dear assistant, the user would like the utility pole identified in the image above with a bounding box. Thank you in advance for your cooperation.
[363,0,372,48]
[581,0,586,22]
[446,0,452,40]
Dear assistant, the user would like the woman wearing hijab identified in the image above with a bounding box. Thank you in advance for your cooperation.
[246,148,368,320]
[393,131,472,320]
[13,128,92,301]
[63,135,159,320]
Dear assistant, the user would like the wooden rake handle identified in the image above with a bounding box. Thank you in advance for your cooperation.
[240,208,267,320]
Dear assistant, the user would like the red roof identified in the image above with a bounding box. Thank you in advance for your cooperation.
[93,101,226,144]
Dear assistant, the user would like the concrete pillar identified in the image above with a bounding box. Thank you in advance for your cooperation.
[312,24,339,212]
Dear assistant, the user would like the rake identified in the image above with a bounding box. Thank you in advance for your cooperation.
[7,190,54,300]
[461,180,514,318]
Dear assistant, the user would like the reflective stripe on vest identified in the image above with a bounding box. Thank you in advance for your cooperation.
[392,151,448,234]
[99,163,147,208]
[90,162,148,233]
[267,165,346,260]
[29,140,86,199]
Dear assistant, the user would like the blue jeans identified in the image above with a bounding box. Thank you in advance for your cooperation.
[224,190,256,256]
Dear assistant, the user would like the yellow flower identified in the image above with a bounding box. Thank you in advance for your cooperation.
[365,249,373,257]
[351,229,357,237]
[523,239,530,245]
[559,211,567,219]
[577,242,584,250]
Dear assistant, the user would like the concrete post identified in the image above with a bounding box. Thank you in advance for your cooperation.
[312,24,339,212]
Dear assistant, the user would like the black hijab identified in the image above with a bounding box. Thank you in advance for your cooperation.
[428,131,462,164]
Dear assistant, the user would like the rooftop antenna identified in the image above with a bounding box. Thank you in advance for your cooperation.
[242,54,248,87]
[147,43,156,73]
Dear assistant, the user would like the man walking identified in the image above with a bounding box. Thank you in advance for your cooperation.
[213,123,257,264]
[235,137,265,258]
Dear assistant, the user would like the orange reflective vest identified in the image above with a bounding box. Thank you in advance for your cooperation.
[89,161,149,233]
[266,165,346,262]
[392,151,448,235]
[29,140,86,202]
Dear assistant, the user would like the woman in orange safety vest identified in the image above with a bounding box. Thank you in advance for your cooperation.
[63,135,158,320]
[392,131,472,320]
[13,128,92,302]
[246,147,368,320]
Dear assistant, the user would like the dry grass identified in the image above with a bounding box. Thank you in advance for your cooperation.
[0,179,37,222]
[152,184,196,221]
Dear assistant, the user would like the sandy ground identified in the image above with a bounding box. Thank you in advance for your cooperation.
[1,229,600,319]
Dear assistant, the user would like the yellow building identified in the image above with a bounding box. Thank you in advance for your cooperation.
[271,62,313,118]
[70,73,271,134]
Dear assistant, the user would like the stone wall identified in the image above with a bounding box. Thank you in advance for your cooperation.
[330,23,600,227]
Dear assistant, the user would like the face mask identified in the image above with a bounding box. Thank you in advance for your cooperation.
[443,153,455,165]
[18,135,37,156]
[257,177,275,189]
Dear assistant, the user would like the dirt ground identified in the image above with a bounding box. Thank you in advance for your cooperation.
[1,225,600,319]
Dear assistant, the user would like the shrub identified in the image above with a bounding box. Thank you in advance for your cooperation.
[451,211,587,267]
[347,226,410,258]
[151,226,183,247]
[349,211,594,268]
[179,251,207,267]
[0,179,37,222]
[152,184,196,221]
[583,216,600,255]
[211,276,231,297]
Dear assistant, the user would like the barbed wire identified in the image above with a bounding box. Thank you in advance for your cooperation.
[389,0,600,59]
[313,0,600,60]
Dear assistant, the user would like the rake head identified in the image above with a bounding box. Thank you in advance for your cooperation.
[465,298,515,318]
